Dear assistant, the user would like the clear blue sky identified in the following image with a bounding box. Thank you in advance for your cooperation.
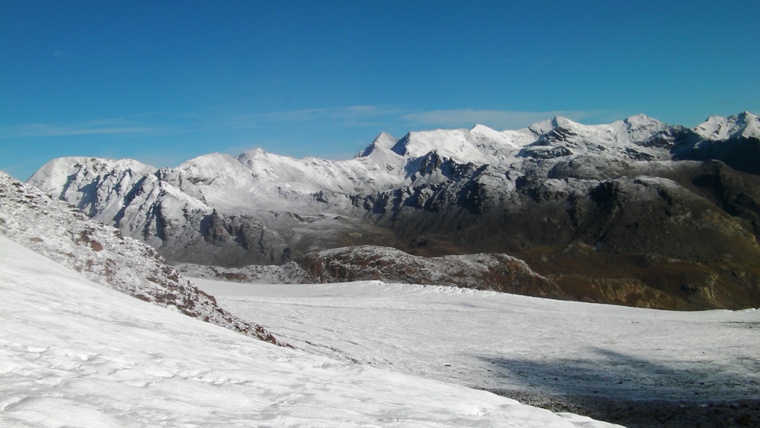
[2,0,759,180]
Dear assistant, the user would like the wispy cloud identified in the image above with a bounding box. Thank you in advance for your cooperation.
[0,107,389,141]
[0,111,232,139]
[402,109,599,130]
[0,106,612,141]
[205,105,405,131]
[0,120,162,139]
[236,105,604,130]
[256,105,401,123]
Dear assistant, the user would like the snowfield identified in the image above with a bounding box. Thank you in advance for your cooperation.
[194,279,760,404]
[0,236,617,427]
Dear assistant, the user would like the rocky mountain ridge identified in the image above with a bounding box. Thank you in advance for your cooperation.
[178,245,566,301]
[26,112,760,309]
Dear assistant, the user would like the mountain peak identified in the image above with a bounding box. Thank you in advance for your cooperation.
[694,111,760,140]
[551,116,578,128]
[526,116,579,136]
[738,110,757,121]
[27,156,157,215]
[357,132,397,158]
[470,123,496,133]
[240,147,268,157]
[623,113,661,126]
[389,128,489,163]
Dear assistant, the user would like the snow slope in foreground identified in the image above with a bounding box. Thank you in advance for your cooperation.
[0,237,616,428]
[194,280,760,403]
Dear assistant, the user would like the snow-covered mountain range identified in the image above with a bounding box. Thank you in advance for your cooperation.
[27,112,760,309]
[3,113,760,426]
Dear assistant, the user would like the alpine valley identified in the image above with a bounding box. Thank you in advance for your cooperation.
[28,112,760,310]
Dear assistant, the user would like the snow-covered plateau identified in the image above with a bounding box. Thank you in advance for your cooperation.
[195,279,760,403]
[0,236,619,427]
[193,279,760,426]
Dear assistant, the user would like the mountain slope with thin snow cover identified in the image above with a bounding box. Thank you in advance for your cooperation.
[27,112,760,309]
[0,235,619,427]
[0,171,282,345]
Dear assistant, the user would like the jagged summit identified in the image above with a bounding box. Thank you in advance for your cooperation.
[551,115,581,128]
[623,113,660,125]
[180,152,244,176]
[694,110,760,140]
[239,147,269,158]
[31,155,156,194]
[470,123,494,132]
[469,124,522,150]
[527,116,580,135]
[390,128,492,163]
[356,132,398,158]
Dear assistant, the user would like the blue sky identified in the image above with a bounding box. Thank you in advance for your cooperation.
[2,0,759,180]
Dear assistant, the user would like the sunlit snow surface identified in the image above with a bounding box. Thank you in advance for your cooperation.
[195,280,760,403]
[0,237,616,427]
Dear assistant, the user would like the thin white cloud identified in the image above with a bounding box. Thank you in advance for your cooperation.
[0,107,614,141]
[258,105,400,122]
[0,121,161,138]
[244,105,602,131]
[402,109,599,130]
[0,107,395,141]
[207,105,405,131]
[0,110,246,139]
